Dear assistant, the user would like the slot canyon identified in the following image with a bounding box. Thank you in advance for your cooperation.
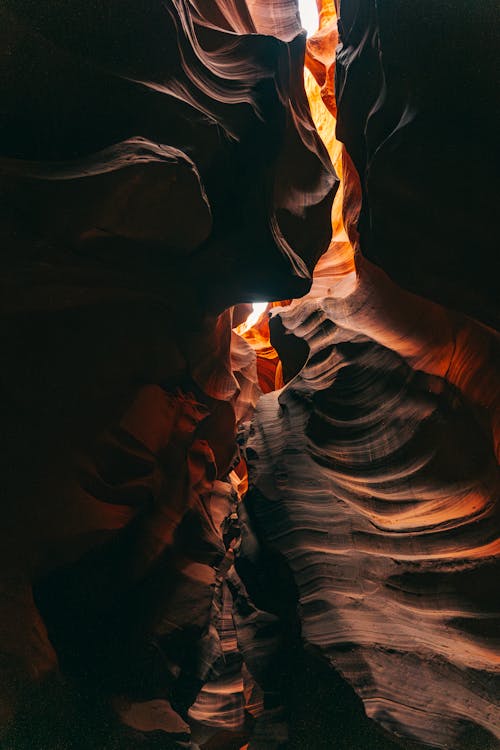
[0,1,499,748]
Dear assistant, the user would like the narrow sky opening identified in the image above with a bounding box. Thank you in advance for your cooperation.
[244,301,268,329]
[298,0,319,37]
[252,302,268,317]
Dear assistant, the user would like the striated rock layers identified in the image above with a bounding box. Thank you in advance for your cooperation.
[241,1,500,749]
[244,286,500,750]
[0,0,499,749]
[0,0,335,746]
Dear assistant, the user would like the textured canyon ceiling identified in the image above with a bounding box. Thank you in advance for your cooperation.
[0,1,499,749]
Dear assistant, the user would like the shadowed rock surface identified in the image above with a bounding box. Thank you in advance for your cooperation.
[0,0,498,748]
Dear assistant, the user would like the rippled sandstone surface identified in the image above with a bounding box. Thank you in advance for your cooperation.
[0,1,498,748]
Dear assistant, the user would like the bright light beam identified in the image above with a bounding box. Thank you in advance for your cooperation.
[252,302,268,317]
[298,0,319,37]
[244,301,268,329]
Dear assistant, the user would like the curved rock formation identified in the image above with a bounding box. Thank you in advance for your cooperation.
[0,0,336,745]
[1,0,336,308]
[333,0,500,329]
[243,290,500,749]
[239,2,500,748]
[0,0,498,748]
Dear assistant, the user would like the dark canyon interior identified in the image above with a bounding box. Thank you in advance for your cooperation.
[0,1,499,748]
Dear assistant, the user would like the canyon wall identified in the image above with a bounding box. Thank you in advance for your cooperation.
[0,1,498,748]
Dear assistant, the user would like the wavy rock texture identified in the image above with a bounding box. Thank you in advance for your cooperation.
[244,292,500,749]
[1,0,499,748]
[1,0,336,308]
[239,3,500,750]
[0,0,336,746]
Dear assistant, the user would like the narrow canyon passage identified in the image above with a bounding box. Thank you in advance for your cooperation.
[0,1,499,749]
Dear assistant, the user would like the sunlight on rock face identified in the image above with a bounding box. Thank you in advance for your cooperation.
[298,0,319,36]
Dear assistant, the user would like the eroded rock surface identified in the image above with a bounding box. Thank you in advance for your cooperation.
[0,0,498,748]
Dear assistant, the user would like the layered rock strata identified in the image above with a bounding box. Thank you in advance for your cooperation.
[0,0,498,748]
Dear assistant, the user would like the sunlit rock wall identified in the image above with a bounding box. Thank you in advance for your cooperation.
[0,0,498,748]
[241,1,500,749]
[0,0,335,746]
